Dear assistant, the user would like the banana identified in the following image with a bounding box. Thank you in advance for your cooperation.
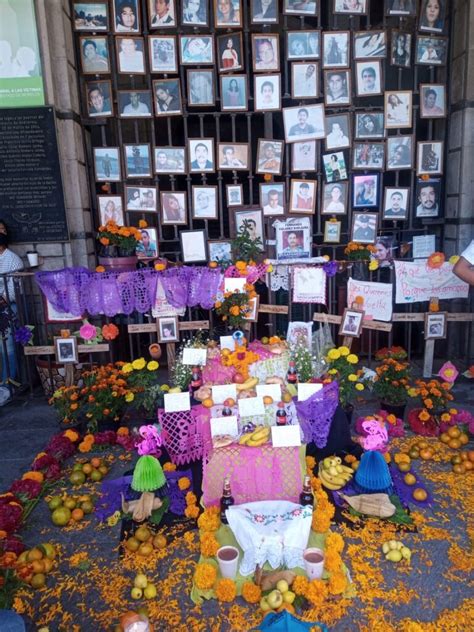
[319,468,346,488]
[338,464,356,475]
[236,377,259,391]
[319,476,343,491]
[250,426,270,441]
[239,433,253,445]
[247,437,269,447]
[328,466,340,477]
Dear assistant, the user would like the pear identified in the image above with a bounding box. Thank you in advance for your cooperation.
[266,589,283,609]
[134,573,148,589]
[401,546,412,561]
[385,549,403,563]
[388,540,398,550]
[382,542,390,555]
[276,579,289,593]
[260,597,271,612]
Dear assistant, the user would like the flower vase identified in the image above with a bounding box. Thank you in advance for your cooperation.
[380,401,406,420]
[350,261,369,281]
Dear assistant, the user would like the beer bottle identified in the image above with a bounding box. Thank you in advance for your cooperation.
[220,477,234,524]
[299,474,314,507]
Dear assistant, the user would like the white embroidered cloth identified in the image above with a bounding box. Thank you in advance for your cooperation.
[226,500,313,576]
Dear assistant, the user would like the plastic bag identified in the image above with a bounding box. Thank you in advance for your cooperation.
[311,318,334,377]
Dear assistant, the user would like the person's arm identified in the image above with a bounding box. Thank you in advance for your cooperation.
[453,256,474,285]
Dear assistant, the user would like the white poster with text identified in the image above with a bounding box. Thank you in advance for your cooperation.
[347,279,393,322]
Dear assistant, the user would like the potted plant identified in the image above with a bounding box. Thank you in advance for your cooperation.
[97,221,143,271]
[344,241,376,281]
[120,358,162,421]
[324,346,365,421]
[373,347,411,418]
[407,378,455,436]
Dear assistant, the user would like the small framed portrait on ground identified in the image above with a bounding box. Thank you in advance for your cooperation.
[417,141,444,176]
[148,0,177,28]
[124,144,151,178]
[180,229,208,263]
[322,152,347,183]
[386,136,413,170]
[420,84,446,118]
[385,0,416,16]
[416,36,448,65]
[324,70,351,106]
[352,142,385,170]
[283,104,325,143]
[118,90,153,117]
[79,36,110,74]
[74,3,109,31]
[291,63,319,99]
[209,240,233,263]
[419,0,446,34]
[112,0,141,33]
[334,0,368,14]
[322,181,348,215]
[383,187,409,221]
[257,139,284,175]
[255,74,281,111]
[218,143,249,170]
[149,36,178,73]
[226,184,243,206]
[352,174,380,208]
[125,186,158,212]
[220,74,248,111]
[188,138,215,173]
[192,185,218,220]
[424,312,447,340]
[154,147,186,174]
[325,113,350,150]
[217,33,243,72]
[339,308,364,338]
[251,0,278,24]
[136,227,158,259]
[94,147,121,181]
[160,191,187,225]
[187,69,215,106]
[391,31,411,67]
[116,36,145,74]
[260,182,285,216]
[355,112,384,139]
[384,91,412,128]
[157,316,179,343]
[324,220,342,243]
[287,31,320,59]
[351,212,378,243]
[181,0,208,25]
[252,34,280,72]
[153,79,182,116]
[86,81,113,117]
[415,177,441,218]
[291,141,317,173]
[214,0,242,28]
[354,31,386,59]
[179,35,214,65]
[289,179,317,214]
[98,195,123,225]
[322,31,350,68]
[54,336,79,364]
[355,61,382,96]
[234,209,264,247]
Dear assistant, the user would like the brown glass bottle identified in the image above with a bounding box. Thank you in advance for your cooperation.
[220,477,234,524]
[299,474,314,507]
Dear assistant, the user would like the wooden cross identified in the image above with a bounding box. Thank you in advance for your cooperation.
[312,311,392,350]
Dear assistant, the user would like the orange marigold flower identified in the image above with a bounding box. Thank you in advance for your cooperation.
[163,462,177,472]
[102,323,119,340]
[200,532,219,558]
[178,476,191,491]
[241,581,262,604]
[292,574,310,596]
[117,426,129,436]
[419,409,431,422]
[305,578,328,606]
[99,237,110,246]
[138,219,148,228]
[185,492,197,506]
[325,532,344,554]
[22,471,44,483]
[155,262,166,271]
[427,252,445,269]
[184,504,200,519]
[197,506,221,532]
[235,261,247,271]
[328,571,347,595]
[193,562,217,590]
[215,578,236,602]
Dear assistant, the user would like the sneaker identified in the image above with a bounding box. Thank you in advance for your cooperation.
[0,386,11,406]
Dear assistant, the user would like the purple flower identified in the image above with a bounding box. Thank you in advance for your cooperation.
[323,261,338,277]
[14,326,33,346]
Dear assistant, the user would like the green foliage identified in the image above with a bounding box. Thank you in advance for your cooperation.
[231,222,264,263]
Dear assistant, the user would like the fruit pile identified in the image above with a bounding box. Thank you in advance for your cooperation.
[439,426,470,450]
[239,425,271,447]
[450,450,474,474]
[382,540,412,563]
[318,456,353,490]
[260,580,295,613]
[123,525,167,558]
[69,457,109,486]
[47,493,95,526]
[130,573,158,600]
[16,543,57,589]
[393,452,429,502]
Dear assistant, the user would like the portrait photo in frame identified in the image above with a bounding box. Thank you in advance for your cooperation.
[354,31,386,59]
[386,136,413,170]
[124,144,151,178]
[94,147,121,182]
[419,0,446,34]
[79,36,109,74]
[322,182,348,215]
[415,177,441,218]
[260,182,285,216]
[352,174,380,209]
[322,152,347,183]
[257,139,284,175]
[179,35,214,65]
[226,184,243,206]
[384,91,412,128]
[251,0,278,24]
[148,0,176,28]
[86,81,113,118]
[125,186,158,212]
[283,104,325,143]
[291,63,319,99]
[214,0,242,28]
[187,69,215,106]
[283,0,317,14]
[209,240,233,263]
[116,36,145,74]
[220,74,248,111]
[416,36,448,65]
[136,227,158,259]
[334,0,368,15]
[180,229,208,263]
[325,113,350,150]
[420,84,446,118]
[54,336,79,364]
[243,296,259,322]
[383,187,410,221]
[149,36,178,73]
[355,60,382,96]
[154,147,186,174]
[160,191,187,225]
[218,143,249,170]
[74,3,108,31]
[181,0,209,26]
[355,112,385,139]
[351,212,378,244]
[289,179,317,214]
[352,142,385,170]
[391,30,411,67]
[113,0,140,33]
[291,141,317,173]
[324,220,342,243]
[217,32,243,72]
[254,74,281,111]
[252,34,280,72]
[385,0,416,16]
[192,185,218,220]
[157,316,179,343]
[324,70,351,106]
[339,309,364,338]
[424,312,447,340]
[98,195,124,225]
[118,90,153,117]
[234,209,264,248]
[188,138,215,173]
[417,141,444,176]
[153,79,182,116]
[322,31,350,68]
[275,217,311,261]
[287,31,320,60]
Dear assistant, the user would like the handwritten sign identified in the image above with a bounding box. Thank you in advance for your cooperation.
[394,261,469,304]
[347,279,393,322]
[292,266,326,304]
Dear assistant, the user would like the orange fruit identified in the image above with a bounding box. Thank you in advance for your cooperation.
[453,463,466,474]
[51,506,71,526]
[30,573,46,589]
[42,558,54,573]
[152,534,167,549]
[90,469,103,482]
[461,452,468,461]
[263,396,274,405]
[448,439,461,450]
[81,500,94,514]
[221,349,231,357]
[202,398,214,408]
[420,449,433,460]
[82,463,93,475]
[439,433,450,444]
[451,454,462,465]
[125,537,140,552]
[468,451,474,463]
[31,560,45,574]
[27,548,43,562]
[91,457,102,468]
[447,426,461,439]
[398,462,411,473]
[404,473,416,486]
[137,542,153,557]
[417,440,429,450]
[412,488,428,501]
[282,392,292,403]
[224,398,235,407]
[135,526,152,542]
[98,465,108,476]
[459,433,469,445]
[463,460,473,471]
[71,508,84,521]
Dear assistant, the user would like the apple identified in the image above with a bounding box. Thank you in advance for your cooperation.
[282,590,295,604]
[276,580,289,594]
[134,573,148,589]
[131,587,143,600]
[234,373,245,384]
[144,583,157,599]
[260,597,271,612]
[266,589,283,609]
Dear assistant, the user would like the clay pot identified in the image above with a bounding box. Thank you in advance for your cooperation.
[149,343,162,360]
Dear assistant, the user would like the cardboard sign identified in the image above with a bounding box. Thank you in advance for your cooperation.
[347,279,393,322]
[412,235,436,259]
[224,278,246,293]
[164,392,190,413]
[256,384,282,401]
[238,396,265,417]
[212,384,237,405]
[210,416,239,438]
[182,348,208,366]
[292,266,326,304]
[394,261,469,304]
[298,383,323,401]
[271,425,302,447]
[220,335,236,351]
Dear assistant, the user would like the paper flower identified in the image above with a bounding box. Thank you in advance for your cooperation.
[79,321,97,341]
[449,255,460,265]
[102,323,119,340]
[427,252,445,269]
[438,361,459,384]
[323,260,338,277]
[14,325,34,346]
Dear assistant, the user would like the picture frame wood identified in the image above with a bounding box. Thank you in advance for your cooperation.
[287,30,320,60]
[382,186,410,221]
[208,240,233,263]
[324,220,342,243]
[93,147,121,182]
[97,195,124,225]
[54,336,79,364]
[220,74,248,111]
[112,0,141,33]
[339,308,365,338]
[187,69,215,107]
[192,185,219,220]
[355,60,383,97]
[181,0,209,26]
[424,312,447,340]
[333,0,369,15]
[415,35,448,66]
[157,316,179,343]
[243,295,260,322]
[226,184,244,206]
[283,0,318,15]
[384,90,413,129]
[154,147,187,174]
[180,229,208,263]
[390,30,411,67]
[179,34,215,65]
[160,191,188,225]
[256,139,284,175]
[85,80,113,118]
[117,90,153,118]
[321,181,348,215]
[351,212,379,244]
[291,62,319,100]
[384,0,416,17]
[251,34,280,72]
[289,179,317,214]
[188,138,215,173]
[79,36,110,74]
[73,2,109,31]
[416,141,444,176]
[260,182,286,216]
[291,141,317,173]
[418,0,447,34]
[217,32,244,72]
[148,0,177,29]
[125,186,158,212]
[149,35,178,73]
[153,78,182,116]
[116,36,146,75]
[325,113,351,150]
[353,30,386,59]
[123,143,152,178]
[352,141,385,170]
[324,70,351,107]
[217,142,250,170]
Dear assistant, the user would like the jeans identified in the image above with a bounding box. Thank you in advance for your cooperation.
[1,301,17,386]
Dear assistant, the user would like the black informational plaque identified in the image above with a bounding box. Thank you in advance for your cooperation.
[0,107,69,243]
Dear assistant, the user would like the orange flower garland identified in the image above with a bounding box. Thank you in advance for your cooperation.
[184,491,199,519]
[193,562,217,590]
[197,506,221,532]
[215,578,236,602]
[200,532,220,558]
[178,477,191,491]
[241,581,262,604]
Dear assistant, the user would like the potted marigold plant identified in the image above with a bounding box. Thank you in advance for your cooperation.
[120,357,162,419]
[97,220,143,271]
[373,347,411,418]
[407,378,455,436]
[324,346,365,420]
[344,241,376,281]
[214,284,257,329]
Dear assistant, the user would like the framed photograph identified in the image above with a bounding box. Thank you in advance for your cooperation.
[355,113,385,139]
[45,298,82,323]
[322,31,350,68]
[371,235,395,268]
[383,187,409,221]
[322,152,347,183]
[136,227,158,259]
[275,217,311,261]
[386,136,413,170]
[187,69,215,106]
[352,174,380,209]
[416,178,441,218]
[289,179,317,214]
[417,141,444,176]
[243,296,259,322]
[419,0,446,33]
[283,105,325,143]
[54,336,79,364]
[153,79,182,115]
[220,74,248,111]
[124,144,151,178]
[218,143,249,170]
[125,186,158,212]
[226,184,243,207]
[291,141,317,173]
[255,74,281,111]
[339,309,364,338]
[180,229,208,263]
[416,36,448,65]
[257,140,284,175]
[260,182,285,216]
[94,147,121,182]
[251,0,278,24]
[161,191,187,225]
[284,0,317,14]
[391,31,411,67]
[217,33,243,72]
[385,0,416,16]
[118,90,153,117]
[384,91,412,128]
[116,36,145,74]
[112,0,140,32]
[334,0,368,14]
[352,142,385,170]
[179,35,214,65]
[189,138,214,172]
[74,3,108,31]
[425,312,447,340]
[287,31,320,60]
[209,240,233,263]
[97,195,124,225]
[291,63,319,99]
[149,36,178,73]
[252,34,280,72]
[157,316,179,343]
[324,70,351,106]
[234,209,264,247]
[148,0,176,27]
[351,212,378,243]
[182,0,209,25]
[354,31,386,59]
[325,114,350,150]
[355,60,382,96]
[86,81,113,117]
[214,0,242,28]
[322,182,348,215]
[420,84,446,118]
[79,36,109,74]
[154,147,186,174]
[324,220,342,243]
[192,185,218,219]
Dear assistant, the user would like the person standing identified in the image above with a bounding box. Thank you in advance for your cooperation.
[453,240,474,285]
